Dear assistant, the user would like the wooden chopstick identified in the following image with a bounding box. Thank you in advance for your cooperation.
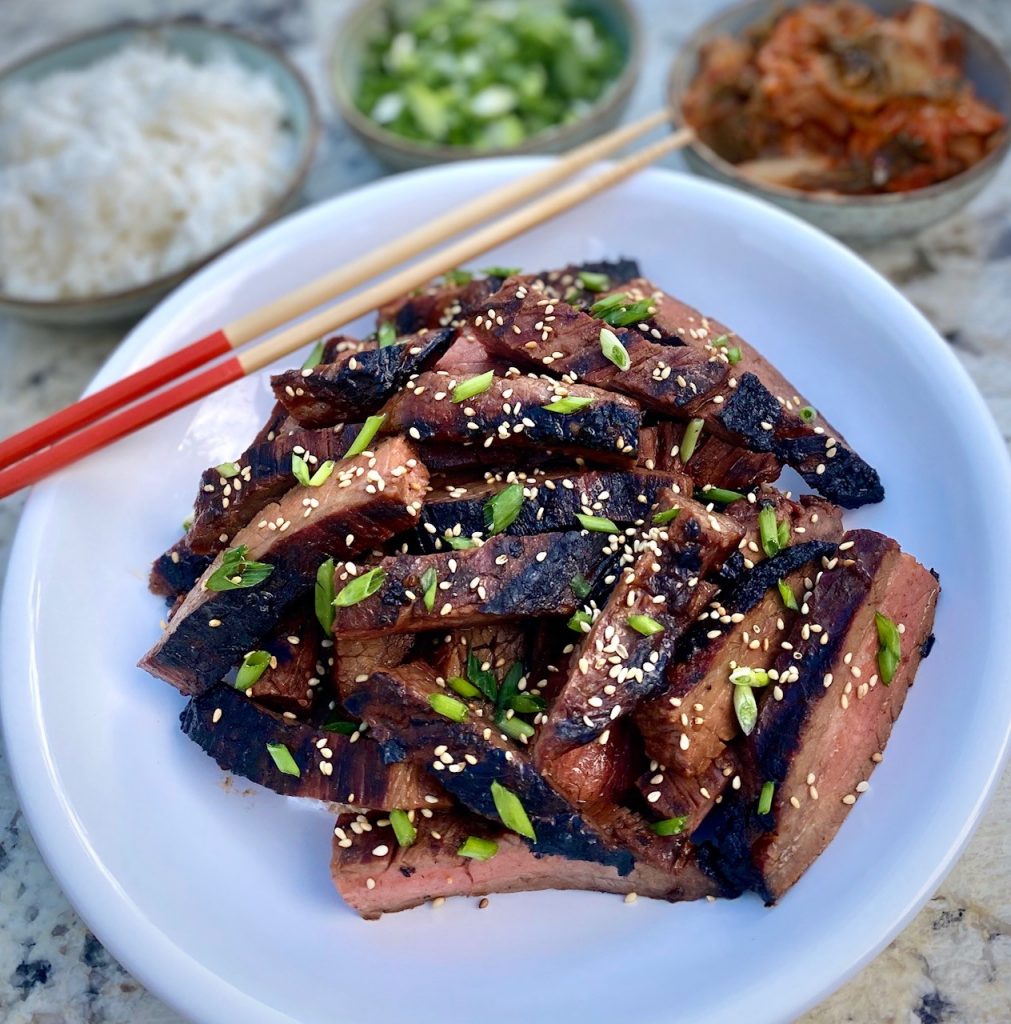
[0,109,673,473]
[0,126,693,499]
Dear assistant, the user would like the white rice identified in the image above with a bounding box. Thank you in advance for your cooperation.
[0,43,294,300]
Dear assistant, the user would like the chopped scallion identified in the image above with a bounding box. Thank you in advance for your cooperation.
[578,270,610,292]
[599,327,630,371]
[730,666,770,688]
[377,322,398,347]
[758,505,781,557]
[444,268,474,286]
[421,566,438,612]
[429,692,469,722]
[389,809,417,848]
[216,462,240,479]
[496,714,535,741]
[301,339,326,370]
[568,609,593,633]
[345,414,387,458]
[875,611,901,685]
[726,346,742,365]
[799,405,817,423]
[757,781,775,816]
[480,265,520,278]
[295,455,336,488]
[466,652,500,702]
[628,614,664,637]
[777,518,791,550]
[601,298,655,328]
[777,578,798,611]
[443,534,477,550]
[679,418,704,464]
[490,780,536,840]
[448,675,480,698]
[321,716,359,734]
[734,684,758,736]
[576,513,619,533]
[266,742,300,777]
[315,558,336,632]
[483,483,524,535]
[701,487,746,504]
[458,836,498,861]
[509,693,546,714]
[235,650,271,691]
[650,816,688,836]
[206,545,274,592]
[653,506,680,526]
[542,395,593,414]
[589,292,627,317]
[334,567,386,607]
[452,370,495,404]
[570,574,592,600]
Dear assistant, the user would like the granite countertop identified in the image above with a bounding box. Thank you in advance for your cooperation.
[1,0,1010,1021]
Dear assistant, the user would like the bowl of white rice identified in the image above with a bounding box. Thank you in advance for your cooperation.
[0,20,319,325]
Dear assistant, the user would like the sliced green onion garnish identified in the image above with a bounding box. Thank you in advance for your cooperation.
[345,414,387,458]
[576,513,619,533]
[570,574,592,599]
[758,505,780,558]
[315,558,336,632]
[321,717,359,734]
[653,506,680,526]
[542,395,593,414]
[568,609,593,633]
[578,270,610,292]
[712,334,730,348]
[650,816,688,836]
[628,614,664,637]
[601,298,655,328]
[496,714,536,741]
[701,487,746,504]
[377,322,397,347]
[799,405,817,423]
[448,675,480,698]
[207,545,274,592]
[458,836,498,861]
[302,339,326,370]
[589,292,627,317]
[429,692,469,722]
[334,567,386,607]
[467,651,500,702]
[875,611,901,685]
[599,327,630,371]
[292,453,311,486]
[483,483,524,535]
[490,780,536,840]
[216,461,240,479]
[235,650,271,691]
[182,514,193,532]
[480,265,520,278]
[777,518,791,550]
[443,534,477,550]
[389,809,417,848]
[452,370,495,404]
[421,566,438,612]
[679,418,704,464]
[295,455,336,488]
[777,578,798,612]
[510,693,546,714]
[266,742,300,777]
[757,781,775,816]
[444,268,473,286]
[726,347,742,364]
[730,666,770,688]
[734,684,758,736]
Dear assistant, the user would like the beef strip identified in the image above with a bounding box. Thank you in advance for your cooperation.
[271,329,455,428]
[535,494,743,760]
[696,530,939,902]
[470,278,882,507]
[652,419,780,492]
[379,369,642,465]
[241,605,322,716]
[181,684,446,810]
[636,754,737,835]
[332,635,416,703]
[149,537,213,600]
[331,804,715,919]
[344,662,634,871]
[378,276,506,334]
[410,468,687,553]
[428,624,530,683]
[186,424,362,555]
[330,532,615,639]
[636,540,840,779]
[139,438,429,695]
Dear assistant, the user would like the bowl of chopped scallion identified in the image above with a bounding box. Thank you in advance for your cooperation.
[330,0,641,169]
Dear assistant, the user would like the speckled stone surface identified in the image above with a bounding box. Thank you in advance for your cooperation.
[0,1,1009,1021]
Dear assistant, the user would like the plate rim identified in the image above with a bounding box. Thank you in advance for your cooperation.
[3,156,1011,1024]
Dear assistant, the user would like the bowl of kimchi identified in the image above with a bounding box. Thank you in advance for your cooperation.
[668,0,1011,243]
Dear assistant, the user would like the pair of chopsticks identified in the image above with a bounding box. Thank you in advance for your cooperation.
[0,109,693,499]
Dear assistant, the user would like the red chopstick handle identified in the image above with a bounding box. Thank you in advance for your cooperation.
[0,356,245,499]
[0,329,232,471]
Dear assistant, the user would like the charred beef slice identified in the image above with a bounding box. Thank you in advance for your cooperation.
[181,684,447,810]
[652,419,780,492]
[239,604,322,716]
[149,537,213,601]
[139,437,429,695]
[697,529,939,901]
[330,531,614,638]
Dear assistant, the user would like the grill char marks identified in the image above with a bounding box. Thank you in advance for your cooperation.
[652,420,780,493]
[330,532,614,638]
[379,276,506,335]
[139,438,429,695]
[186,424,362,555]
[180,684,445,810]
[697,530,939,901]
[380,370,642,465]
[331,804,715,920]
[412,469,687,553]
[344,662,635,872]
[271,329,455,428]
[535,494,743,758]
[149,537,213,601]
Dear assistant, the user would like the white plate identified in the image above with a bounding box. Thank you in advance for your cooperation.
[3,160,1011,1024]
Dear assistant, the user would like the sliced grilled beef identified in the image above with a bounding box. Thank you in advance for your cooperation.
[186,424,361,555]
[378,276,506,334]
[345,662,635,870]
[652,420,780,492]
[697,530,939,901]
[522,259,642,305]
[536,494,743,759]
[330,532,614,639]
[331,804,715,919]
[380,369,641,464]
[271,329,455,428]
[149,537,213,600]
[636,540,839,779]
[181,684,445,809]
[241,606,322,715]
[412,468,687,552]
[428,624,530,683]
[332,636,416,703]
[637,755,736,834]
[139,438,429,695]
